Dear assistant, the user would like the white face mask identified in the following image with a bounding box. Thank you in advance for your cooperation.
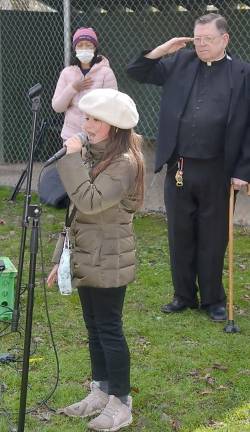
[75,49,95,64]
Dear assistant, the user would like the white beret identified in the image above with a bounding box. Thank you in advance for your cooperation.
[78,88,139,129]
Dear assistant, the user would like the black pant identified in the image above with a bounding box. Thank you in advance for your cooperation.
[77,286,130,396]
[165,157,229,307]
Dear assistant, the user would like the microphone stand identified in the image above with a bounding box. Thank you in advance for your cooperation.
[9,119,47,202]
[9,83,42,432]
[17,204,42,432]
[11,84,42,333]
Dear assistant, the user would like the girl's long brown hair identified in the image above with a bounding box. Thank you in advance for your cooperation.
[91,127,145,208]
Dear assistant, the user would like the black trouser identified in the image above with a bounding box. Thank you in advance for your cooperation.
[77,286,130,396]
[164,157,229,307]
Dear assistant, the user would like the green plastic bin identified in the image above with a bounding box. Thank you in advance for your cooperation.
[0,257,17,321]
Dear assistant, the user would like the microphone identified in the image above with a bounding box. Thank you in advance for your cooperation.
[44,147,66,167]
[44,133,86,168]
[28,83,43,99]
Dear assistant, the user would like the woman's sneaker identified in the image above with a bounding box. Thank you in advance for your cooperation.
[88,395,132,431]
[57,382,109,418]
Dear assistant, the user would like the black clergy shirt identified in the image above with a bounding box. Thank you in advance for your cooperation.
[177,56,232,159]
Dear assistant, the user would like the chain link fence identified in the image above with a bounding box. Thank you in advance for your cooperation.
[0,0,250,223]
[0,0,250,164]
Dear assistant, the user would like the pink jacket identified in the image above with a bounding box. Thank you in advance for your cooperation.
[52,56,118,140]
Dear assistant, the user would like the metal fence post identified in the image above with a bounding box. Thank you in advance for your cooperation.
[0,15,3,162]
[63,0,71,67]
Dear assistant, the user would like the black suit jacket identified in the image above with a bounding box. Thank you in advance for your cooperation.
[127,49,250,181]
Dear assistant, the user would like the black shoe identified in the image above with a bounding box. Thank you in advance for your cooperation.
[206,305,227,322]
[161,297,198,314]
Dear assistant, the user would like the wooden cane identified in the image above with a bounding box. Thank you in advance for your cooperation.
[224,184,240,332]
[228,184,234,321]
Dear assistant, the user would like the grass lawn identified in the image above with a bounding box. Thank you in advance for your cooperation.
[0,185,249,432]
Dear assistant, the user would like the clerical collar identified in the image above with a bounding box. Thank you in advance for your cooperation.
[205,53,232,67]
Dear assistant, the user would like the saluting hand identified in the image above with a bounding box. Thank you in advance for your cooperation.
[146,37,194,59]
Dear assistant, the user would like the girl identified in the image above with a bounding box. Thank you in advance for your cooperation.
[52,27,117,141]
[47,88,144,431]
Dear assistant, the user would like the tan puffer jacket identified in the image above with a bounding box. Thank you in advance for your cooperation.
[52,57,117,140]
[52,140,140,289]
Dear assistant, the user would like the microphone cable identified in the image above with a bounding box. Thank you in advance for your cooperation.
[0,204,61,427]
[17,222,60,416]
[24,222,60,413]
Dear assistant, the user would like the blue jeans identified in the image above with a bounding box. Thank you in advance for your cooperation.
[77,286,130,396]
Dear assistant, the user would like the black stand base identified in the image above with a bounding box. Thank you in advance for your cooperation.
[224,320,240,333]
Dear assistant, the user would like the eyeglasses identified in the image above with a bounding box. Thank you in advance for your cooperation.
[193,35,224,45]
